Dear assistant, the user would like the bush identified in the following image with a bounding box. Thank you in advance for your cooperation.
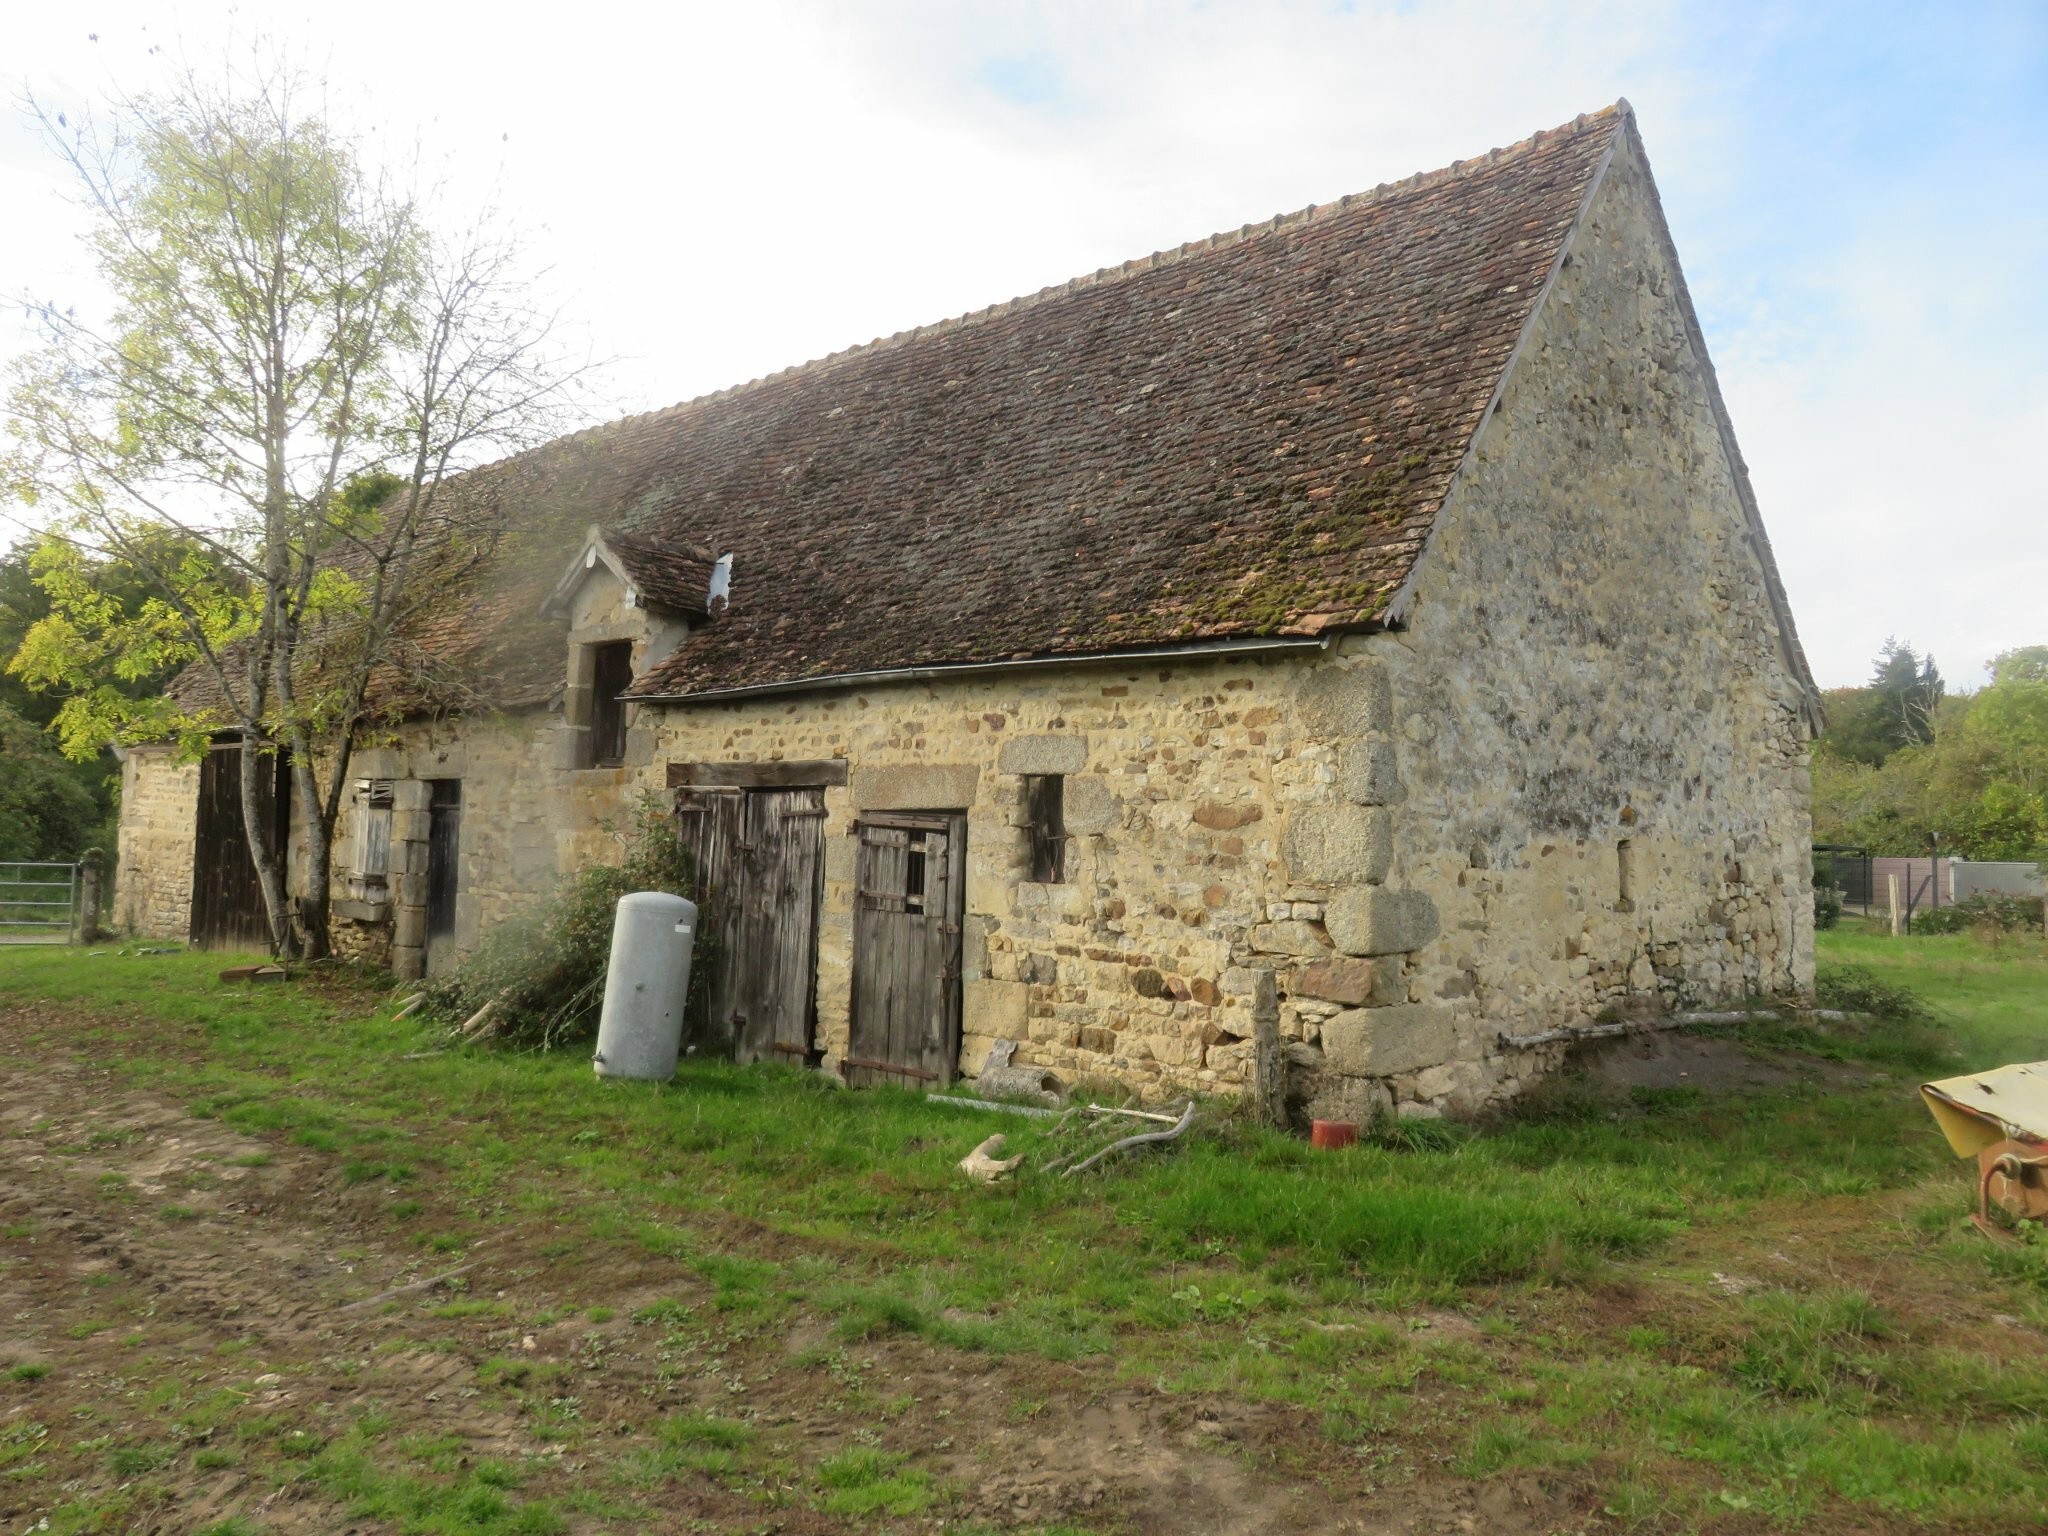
[1814,965,1929,1022]
[1912,891,2045,936]
[1813,873,1843,931]
[421,793,695,1048]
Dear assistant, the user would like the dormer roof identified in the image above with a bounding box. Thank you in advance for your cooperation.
[542,526,721,621]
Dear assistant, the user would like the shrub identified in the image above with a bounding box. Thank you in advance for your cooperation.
[1913,891,2045,936]
[421,793,696,1048]
[1814,965,1929,1021]
[1813,873,1843,931]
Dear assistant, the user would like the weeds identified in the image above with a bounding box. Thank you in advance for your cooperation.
[815,1446,932,1517]
[419,793,694,1048]
[7,931,2048,1525]
[1816,964,1932,1021]
[1733,1289,1895,1402]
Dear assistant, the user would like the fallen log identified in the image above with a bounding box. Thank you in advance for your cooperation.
[927,1094,1063,1120]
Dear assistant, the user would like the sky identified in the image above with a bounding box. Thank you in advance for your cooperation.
[2,0,2043,690]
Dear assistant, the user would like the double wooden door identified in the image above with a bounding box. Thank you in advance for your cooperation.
[847,813,966,1088]
[681,786,826,1064]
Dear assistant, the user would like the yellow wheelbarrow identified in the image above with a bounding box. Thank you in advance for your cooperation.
[1923,1062,2048,1240]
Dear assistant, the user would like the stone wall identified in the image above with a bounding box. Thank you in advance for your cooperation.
[113,748,198,940]
[647,654,1340,1096]
[321,649,1350,1097]
[1278,127,1815,1119]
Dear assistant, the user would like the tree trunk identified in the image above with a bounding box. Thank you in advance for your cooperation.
[236,730,294,958]
[292,732,349,962]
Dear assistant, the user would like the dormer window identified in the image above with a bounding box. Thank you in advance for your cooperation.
[589,642,635,767]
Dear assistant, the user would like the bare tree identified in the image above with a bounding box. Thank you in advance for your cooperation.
[5,47,589,957]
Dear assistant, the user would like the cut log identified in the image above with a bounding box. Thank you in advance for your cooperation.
[959,1133,1026,1183]
[976,1064,1065,1106]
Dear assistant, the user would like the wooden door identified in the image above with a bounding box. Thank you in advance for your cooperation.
[189,742,288,951]
[848,812,966,1088]
[426,780,462,939]
[681,786,825,1064]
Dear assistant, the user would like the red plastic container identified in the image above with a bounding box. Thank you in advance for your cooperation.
[1310,1119,1359,1150]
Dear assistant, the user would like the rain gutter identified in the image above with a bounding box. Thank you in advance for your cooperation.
[625,633,1339,707]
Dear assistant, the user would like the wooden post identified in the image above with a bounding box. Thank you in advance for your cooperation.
[1249,967,1286,1128]
[1888,872,1903,937]
[75,850,104,944]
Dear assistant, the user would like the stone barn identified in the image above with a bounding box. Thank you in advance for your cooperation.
[115,102,1820,1118]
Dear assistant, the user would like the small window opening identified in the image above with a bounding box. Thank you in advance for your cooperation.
[1616,838,1635,913]
[905,837,928,911]
[353,779,393,890]
[1025,774,1067,883]
[588,641,635,766]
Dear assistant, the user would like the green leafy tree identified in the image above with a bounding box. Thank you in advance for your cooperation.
[1814,686,1895,767]
[0,701,102,861]
[5,52,588,956]
[1812,641,2048,863]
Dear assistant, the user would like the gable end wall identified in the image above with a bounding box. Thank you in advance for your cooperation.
[1350,127,1815,1113]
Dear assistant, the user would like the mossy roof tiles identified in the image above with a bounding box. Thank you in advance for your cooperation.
[179,105,1635,716]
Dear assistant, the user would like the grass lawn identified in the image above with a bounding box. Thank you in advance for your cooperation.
[4,924,2048,1532]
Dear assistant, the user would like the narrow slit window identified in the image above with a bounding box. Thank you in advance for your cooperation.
[589,641,635,767]
[1025,774,1067,883]
[1616,838,1635,912]
[904,837,928,911]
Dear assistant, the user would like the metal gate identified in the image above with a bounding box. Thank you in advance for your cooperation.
[847,812,966,1088]
[0,862,79,944]
[679,786,826,1064]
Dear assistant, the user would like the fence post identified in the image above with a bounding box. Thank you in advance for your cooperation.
[1888,872,1903,937]
[75,850,104,943]
[1248,967,1286,1128]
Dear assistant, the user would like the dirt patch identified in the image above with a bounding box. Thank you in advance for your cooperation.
[1574,1028,1879,1095]
[0,1050,1597,1535]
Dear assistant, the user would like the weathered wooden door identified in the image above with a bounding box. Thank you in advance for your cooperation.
[847,812,966,1088]
[681,786,826,1064]
[189,742,288,951]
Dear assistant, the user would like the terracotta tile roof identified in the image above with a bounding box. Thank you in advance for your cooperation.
[597,532,718,619]
[173,105,1638,718]
[624,106,1627,697]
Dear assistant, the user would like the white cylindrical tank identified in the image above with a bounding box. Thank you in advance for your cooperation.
[592,891,698,1081]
